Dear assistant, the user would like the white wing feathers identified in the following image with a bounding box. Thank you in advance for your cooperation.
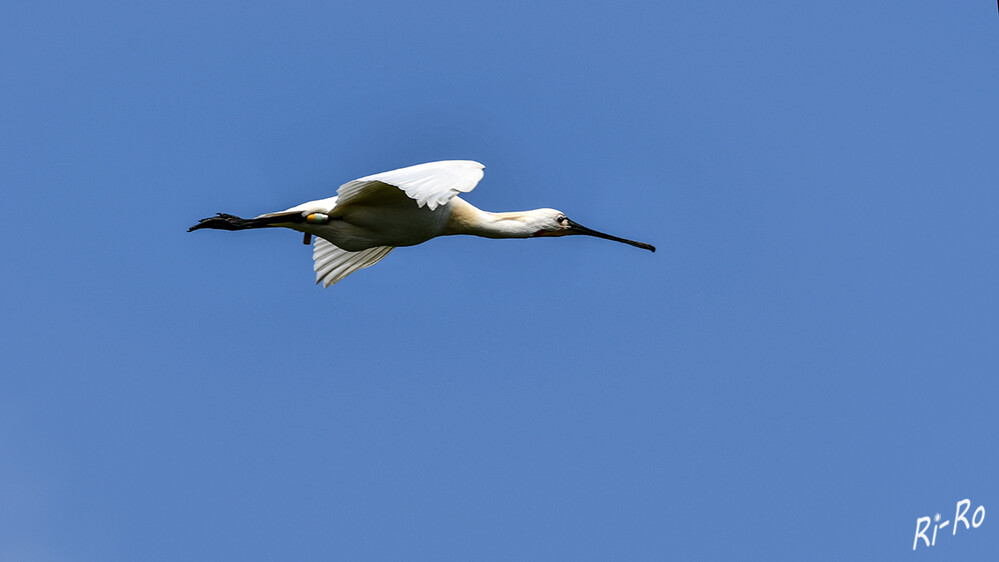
[258,161,483,287]
[262,160,484,217]
[313,237,393,288]
[310,161,482,286]
[337,160,484,211]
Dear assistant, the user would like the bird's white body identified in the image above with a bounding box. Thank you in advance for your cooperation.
[271,160,487,251]
[290,192,456,251]
[191,160,654,287]
[286,195,558,251]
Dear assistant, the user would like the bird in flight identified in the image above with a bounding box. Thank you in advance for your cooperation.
[189,160,655,287]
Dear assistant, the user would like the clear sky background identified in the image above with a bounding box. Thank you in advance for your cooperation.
[2,1,997,560]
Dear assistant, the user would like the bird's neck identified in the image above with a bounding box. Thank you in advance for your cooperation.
[443,198,537,239]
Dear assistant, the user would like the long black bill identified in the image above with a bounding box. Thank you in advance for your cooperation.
[567,219,655,252]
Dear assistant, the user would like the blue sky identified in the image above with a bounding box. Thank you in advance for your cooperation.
[2,1,997,560]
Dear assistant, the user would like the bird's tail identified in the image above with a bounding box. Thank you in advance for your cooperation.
[187,212,303,232]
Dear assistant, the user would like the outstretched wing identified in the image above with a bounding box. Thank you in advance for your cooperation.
[336,160,485,211]
[313,237,394,287]
[255,160,484,219]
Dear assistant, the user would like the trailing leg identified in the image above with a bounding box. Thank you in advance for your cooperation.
[187,212,303,232]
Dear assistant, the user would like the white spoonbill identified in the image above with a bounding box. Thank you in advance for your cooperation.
[189,160,655,287]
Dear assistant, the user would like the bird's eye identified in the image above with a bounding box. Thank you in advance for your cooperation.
[557,215,567,224]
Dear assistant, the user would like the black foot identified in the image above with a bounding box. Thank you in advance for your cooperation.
[188,213,253,232]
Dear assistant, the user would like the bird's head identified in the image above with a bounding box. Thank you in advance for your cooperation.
[528,208,655,252]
